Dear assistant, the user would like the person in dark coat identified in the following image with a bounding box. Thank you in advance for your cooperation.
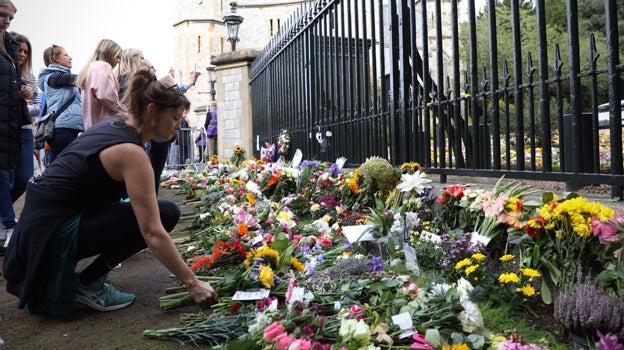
[0,0,34,254]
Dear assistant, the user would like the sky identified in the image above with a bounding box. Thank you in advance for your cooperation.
[10,0,176,78]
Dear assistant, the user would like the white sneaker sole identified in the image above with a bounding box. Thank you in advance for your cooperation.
[75,295,135,312]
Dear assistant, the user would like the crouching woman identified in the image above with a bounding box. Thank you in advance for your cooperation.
[2,69,218,315]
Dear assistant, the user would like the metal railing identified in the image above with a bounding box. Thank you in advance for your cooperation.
[165,128,207,170]
[250,0,624,197]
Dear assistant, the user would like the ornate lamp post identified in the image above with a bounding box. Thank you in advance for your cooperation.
[223,1,244,51]
[206,65,217,101]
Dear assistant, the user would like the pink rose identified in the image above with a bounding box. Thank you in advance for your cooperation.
[288,338,312,350]
[274,334,296,350]
[263,321,286,343]
[350,304,365,319]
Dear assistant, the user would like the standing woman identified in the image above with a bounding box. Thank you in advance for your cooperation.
[3,69,218,315]
[116,48,144,100]
[11,32,40,203]
[0,1,34,251]
[38,44,83,164]
[76,39,126,130]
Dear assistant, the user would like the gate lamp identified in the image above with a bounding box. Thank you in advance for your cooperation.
[223,2,244,51]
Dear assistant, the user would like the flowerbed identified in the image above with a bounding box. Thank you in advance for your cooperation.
[144,150,624,350]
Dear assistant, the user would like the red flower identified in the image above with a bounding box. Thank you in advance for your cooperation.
[190,255,213,271]
[525,215,546,239]
[231,302,242,312]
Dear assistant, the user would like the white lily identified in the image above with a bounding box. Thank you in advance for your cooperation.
[395,170,432,194]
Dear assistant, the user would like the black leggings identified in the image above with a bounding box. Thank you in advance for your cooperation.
[75,199,180,284]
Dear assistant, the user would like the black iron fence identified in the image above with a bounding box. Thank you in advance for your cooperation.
[250,0,624,197]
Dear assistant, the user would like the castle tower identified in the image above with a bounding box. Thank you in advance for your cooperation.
[173,0,311,126]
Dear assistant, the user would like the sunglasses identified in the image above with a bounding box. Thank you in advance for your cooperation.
[163,83,182,94]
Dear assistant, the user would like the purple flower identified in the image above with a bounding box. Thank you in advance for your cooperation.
[369,255,384,273]
[299,160,319,170]
[328,162,340,176]
[597,330,624,350]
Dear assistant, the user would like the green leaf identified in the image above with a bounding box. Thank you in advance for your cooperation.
[468,333,486,348]
[425,328,442,348]
[541,279,553,304]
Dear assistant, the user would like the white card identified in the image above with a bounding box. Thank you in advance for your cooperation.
[232,289,271,301]
[342,224,375,243]
[403,243,419,272]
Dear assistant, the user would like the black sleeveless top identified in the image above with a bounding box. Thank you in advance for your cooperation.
[37,117,142,207]
[3,117,143,312]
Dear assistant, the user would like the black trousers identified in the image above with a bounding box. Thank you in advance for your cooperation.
[75,199,180,283]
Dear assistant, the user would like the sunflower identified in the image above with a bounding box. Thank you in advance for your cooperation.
[245,245,280,269]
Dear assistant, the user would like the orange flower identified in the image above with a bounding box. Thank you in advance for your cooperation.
[267,172,281,186]
[504,210,524,229]
[237,222,249,237]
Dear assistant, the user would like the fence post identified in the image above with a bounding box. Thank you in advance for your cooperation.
[210,49,261,161]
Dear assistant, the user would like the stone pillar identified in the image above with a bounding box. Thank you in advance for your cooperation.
[211,49,261,161]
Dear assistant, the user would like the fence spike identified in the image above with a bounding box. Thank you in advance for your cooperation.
[553,43,563,73]
[585,33,600,66]
[502,59,510,86]
[481,67,488,90]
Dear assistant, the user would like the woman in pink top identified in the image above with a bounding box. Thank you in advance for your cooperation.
[76,39,126,129]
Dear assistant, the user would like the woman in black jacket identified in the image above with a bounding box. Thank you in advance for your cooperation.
[0,0,33,252]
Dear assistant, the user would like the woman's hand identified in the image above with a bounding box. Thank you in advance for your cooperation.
[19,84,34,100]
[187,280,219,307]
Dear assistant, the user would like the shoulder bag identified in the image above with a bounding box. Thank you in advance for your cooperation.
[35,95,76,143]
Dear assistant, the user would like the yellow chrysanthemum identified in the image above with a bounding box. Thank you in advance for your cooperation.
[322,215,331,222]
[355,218,367,225]
[347,168,361,193]
[517,284,536,297]
[499,254,515,263]
[498,272,520,284]
[455,258,472,271]
[259,265,275,288]
[311,204,321,212]
[246,192,255,206]
[471,253,486,262]
[465,264,479,276]
[442,344,470,350]
[520,268,541,279]
[290,257,305,272]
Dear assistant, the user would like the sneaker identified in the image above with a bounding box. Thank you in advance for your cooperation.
[3,229,13,248]
[75,275,135,311]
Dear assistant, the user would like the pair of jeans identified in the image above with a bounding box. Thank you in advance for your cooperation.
[48,128,80,165]
[0,128,35,230]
